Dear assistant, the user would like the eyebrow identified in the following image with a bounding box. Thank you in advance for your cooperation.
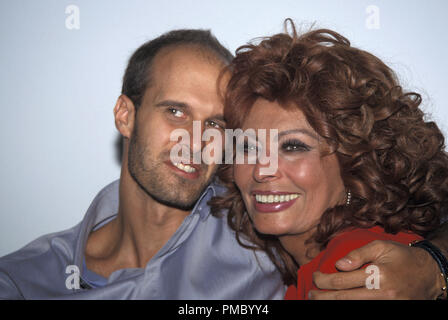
[277,128,319,141]
[155,100,189,109]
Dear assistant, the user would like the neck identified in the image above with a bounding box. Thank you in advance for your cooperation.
[85,165,190,277]
[279,227,320,266]
[118,169,191,264]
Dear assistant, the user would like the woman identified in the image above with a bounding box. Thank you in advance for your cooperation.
[210,21,448,299]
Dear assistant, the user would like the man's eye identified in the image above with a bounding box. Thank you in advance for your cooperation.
[205,120,222,129]
[169,108,185,118]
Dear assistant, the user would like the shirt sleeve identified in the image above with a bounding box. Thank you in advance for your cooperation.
[0,270,24,299]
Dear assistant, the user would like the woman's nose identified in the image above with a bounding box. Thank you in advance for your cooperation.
[252,155,280,183]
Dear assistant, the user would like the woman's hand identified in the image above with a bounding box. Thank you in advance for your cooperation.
[309,239,444,299]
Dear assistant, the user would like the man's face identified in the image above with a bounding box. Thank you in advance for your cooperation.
[127,46,227,210]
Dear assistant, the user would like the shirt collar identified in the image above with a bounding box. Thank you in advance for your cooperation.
[73,179,228,267]
[74,180,120,269]
[192,179,227,221]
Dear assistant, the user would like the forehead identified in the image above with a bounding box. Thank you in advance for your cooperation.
[147,45,226,103]
[243,98,313,131]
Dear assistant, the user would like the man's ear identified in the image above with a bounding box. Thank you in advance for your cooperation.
[114,95,136,139]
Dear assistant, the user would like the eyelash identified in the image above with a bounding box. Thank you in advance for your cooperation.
[243,141,257,152]
[242,139,310,153]
[281,139,310,152]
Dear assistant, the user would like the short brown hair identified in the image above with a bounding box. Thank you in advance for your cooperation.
[122,29,233,110]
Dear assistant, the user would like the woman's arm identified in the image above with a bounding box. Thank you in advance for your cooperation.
[309,222,448,300]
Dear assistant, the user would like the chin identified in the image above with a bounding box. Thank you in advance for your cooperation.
[251,215,294,236]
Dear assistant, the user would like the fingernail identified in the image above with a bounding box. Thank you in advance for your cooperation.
[336,257,352,268]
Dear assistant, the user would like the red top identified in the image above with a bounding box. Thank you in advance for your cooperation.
[284,226,422,300]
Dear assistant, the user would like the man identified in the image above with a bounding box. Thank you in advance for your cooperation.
[0,29,283,299]
[0,29,446,299]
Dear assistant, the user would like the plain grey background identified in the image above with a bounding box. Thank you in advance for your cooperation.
[1,0,447,256]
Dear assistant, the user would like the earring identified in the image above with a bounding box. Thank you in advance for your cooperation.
[346,190,352,206]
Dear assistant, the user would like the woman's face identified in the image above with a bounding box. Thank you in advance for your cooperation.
[234,98,346,238]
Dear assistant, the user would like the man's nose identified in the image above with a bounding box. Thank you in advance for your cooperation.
[188,121,205,164]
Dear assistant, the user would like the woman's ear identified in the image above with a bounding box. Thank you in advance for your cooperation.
[113,95,136,139]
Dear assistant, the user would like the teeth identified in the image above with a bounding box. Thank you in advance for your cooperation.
[174,162,196,173]
[255,193,299,203]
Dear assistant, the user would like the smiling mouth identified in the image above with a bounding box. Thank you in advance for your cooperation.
[166,160,200,179]
[172,162,197,173]
[251,191,300,213]
[255,193,299,203]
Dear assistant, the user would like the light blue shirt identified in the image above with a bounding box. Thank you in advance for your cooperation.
[0,180,286,299]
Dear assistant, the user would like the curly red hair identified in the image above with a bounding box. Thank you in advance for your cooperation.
[209,20,448,285]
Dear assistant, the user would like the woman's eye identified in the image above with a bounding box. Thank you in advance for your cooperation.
[282,140,310,152]
[243,142,258,153]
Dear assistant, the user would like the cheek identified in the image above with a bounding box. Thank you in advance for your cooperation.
[282,156,327,190]
[234,164,251,189]
[321,155,345,199]
[148,121,186,156]
[142,110,177,139]
[283,154,345,209]
[233,164,253,204]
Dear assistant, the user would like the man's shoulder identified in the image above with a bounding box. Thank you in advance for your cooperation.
[0,179,119,299]
[0,180,119,266]
[0,224,81,299]
[0,223,80,272]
